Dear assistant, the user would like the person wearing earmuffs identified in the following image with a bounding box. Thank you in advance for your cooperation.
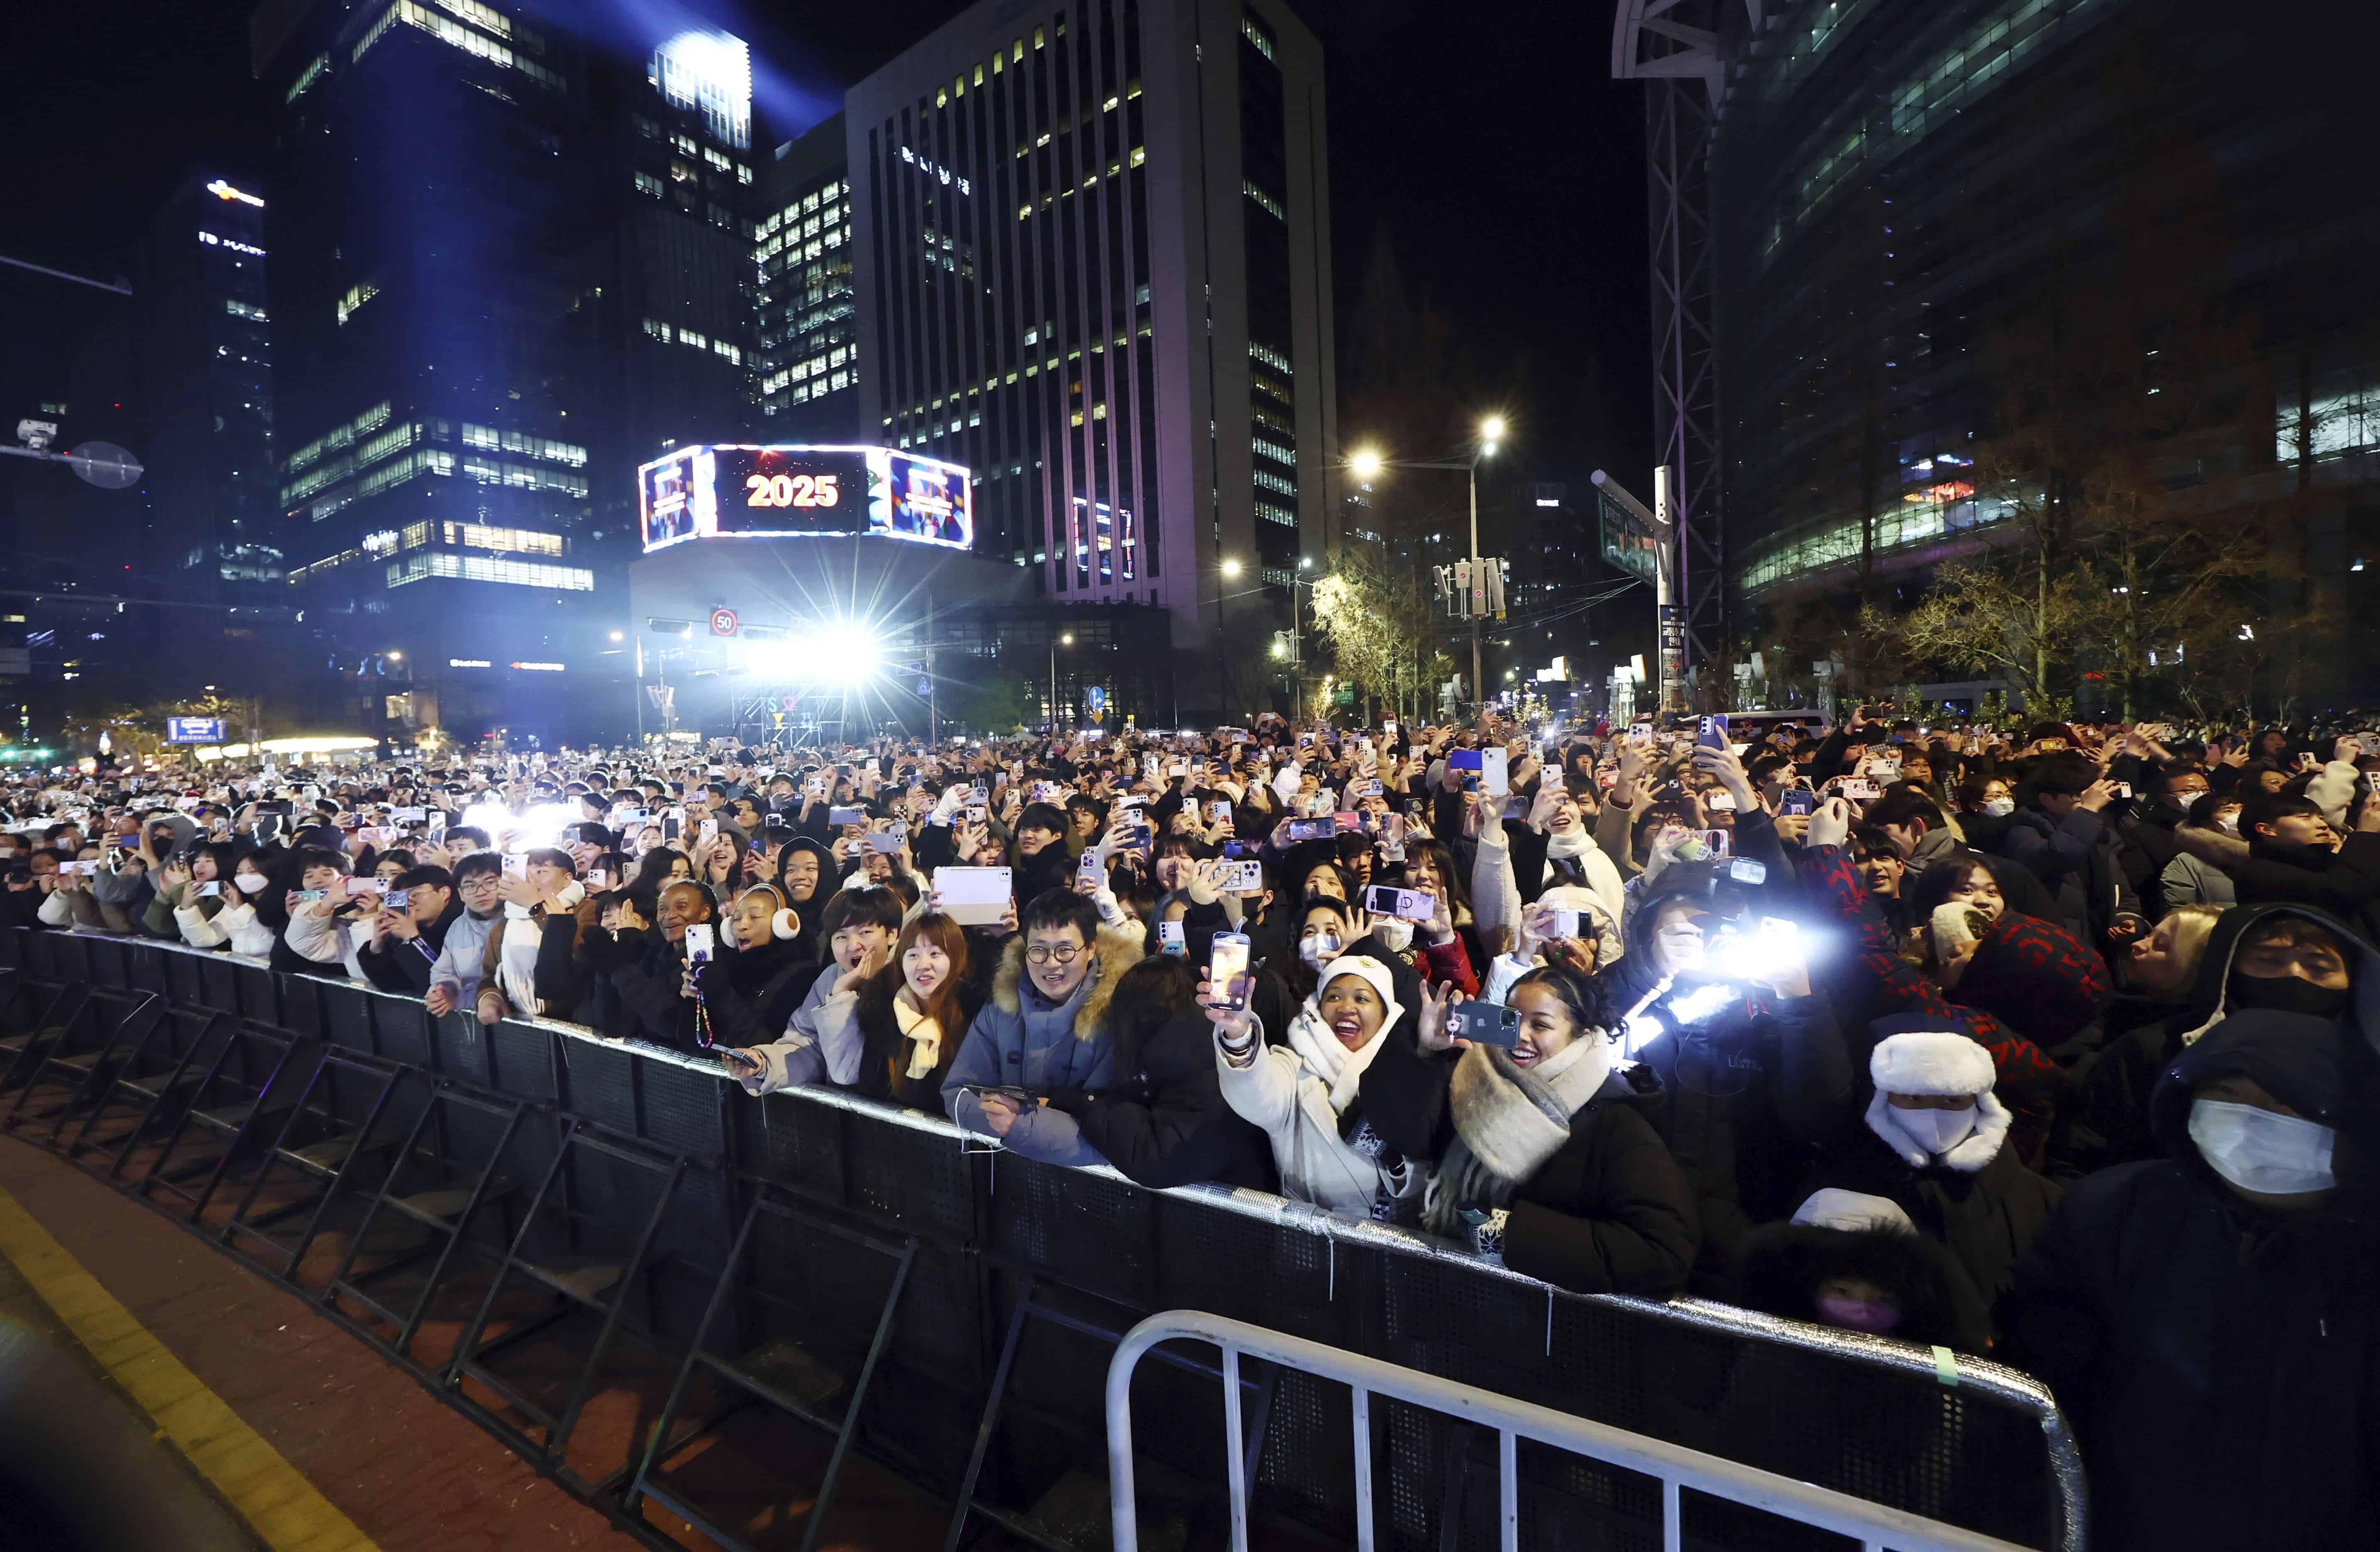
[693,883,815,1050]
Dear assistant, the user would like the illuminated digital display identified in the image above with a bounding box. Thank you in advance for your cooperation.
[637,445,973,553]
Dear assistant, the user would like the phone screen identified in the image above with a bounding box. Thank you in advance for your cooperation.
[1207,933,1253,1011]
[683,923,714,964]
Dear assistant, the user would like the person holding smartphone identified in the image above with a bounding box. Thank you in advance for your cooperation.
[1206,945,1428,1223]
[1352,964,1698,1294]
[277,845,371,979]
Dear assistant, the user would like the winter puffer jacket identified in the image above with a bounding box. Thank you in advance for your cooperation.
[1999,1011,2380,1552]
[941,922,1143,1166]
[1049,1009,1276,1191]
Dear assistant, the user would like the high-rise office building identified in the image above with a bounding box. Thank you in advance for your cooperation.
[754,114,861,442]
[842,0,1338,712]
[251,0,769,741]
[132,173,283,603]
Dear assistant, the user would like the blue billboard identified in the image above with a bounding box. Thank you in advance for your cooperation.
[167,717,226,744]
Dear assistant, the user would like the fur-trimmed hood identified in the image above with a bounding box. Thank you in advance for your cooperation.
[989,920,1144,1041]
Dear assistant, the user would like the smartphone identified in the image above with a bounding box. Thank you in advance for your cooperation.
[1447,749,1484,774]
[1697,713,1730,750]
[828,805,867,827]
[1549,906,1579,940]
[1380,813,1407,863]
[1480,748,1510,797]
[1365,884,1437,922]
[1869,760,1902,783]
[502,853,528,881]
[347,876,388,898]
[1206,932,1253,1011]
[1838,778,1881,801]
[1354,779,1384,799]
[1780,788,1816,818]
[683,922,715,965]
[1209,799,1233,822]
[585,869,608,890]
[2112,782,2132,799]
[1448,1000,1522,1048]
[114,833,140,848]
[1078,849,1104,883]
[1694,829,1732,857]
[1383,720,1399,742]
[1705,791,1738,813]
[1157,920,1187,956]
[296,889,328,904]
[1219,859,1264,893]
[1285,817,1337,843]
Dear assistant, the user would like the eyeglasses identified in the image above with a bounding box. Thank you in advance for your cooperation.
[1025,943,1083,965]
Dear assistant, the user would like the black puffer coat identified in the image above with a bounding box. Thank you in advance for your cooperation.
[1050,1009,1276,1191]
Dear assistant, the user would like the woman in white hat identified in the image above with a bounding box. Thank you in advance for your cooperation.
[1204,949,1427,1223]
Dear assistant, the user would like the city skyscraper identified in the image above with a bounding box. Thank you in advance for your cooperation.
[132,173,283,604]
[754,114,861,442]
[251,0,770,742]
[842,0,1338,712]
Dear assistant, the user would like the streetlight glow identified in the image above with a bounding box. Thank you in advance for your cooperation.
[1480,415,1507,442]
[1061,632,1074,646]
[387,651,403,661]
[1221,559,1242,579]
[1348,447,1384,478]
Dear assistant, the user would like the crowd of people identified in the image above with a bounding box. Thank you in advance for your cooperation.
[3,705,2376,1549]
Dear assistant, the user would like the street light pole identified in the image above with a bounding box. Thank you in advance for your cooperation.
[1467,454,1482,718]
[1349,418,1501,720]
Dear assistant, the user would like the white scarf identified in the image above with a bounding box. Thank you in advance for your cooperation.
[497,880,584,1017]
[1530,1027,1615,1115]
[1284,1003,1390,1113]
[1863,1088,2010,1173]
[894,992,944,1080]
[1545,827,1588,860]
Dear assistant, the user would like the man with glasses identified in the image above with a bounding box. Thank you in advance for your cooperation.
[357,864,461,995]
[424,853,506,1017]
[943,888,1145,1165]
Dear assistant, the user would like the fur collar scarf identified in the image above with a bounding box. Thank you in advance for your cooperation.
[988,921,1144,1041]
[1422,1037,1616,1236]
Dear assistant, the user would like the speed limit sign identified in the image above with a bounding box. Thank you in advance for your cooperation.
[710,607,739,636]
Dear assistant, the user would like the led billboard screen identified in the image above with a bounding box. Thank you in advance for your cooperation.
[637,444,972,553]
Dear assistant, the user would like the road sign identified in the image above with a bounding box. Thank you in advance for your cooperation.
[166,717,224,744]
[710,607,739,636]
[916,677,932,697]
[1085,685,1107,713]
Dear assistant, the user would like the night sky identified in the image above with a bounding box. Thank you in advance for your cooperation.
[0,0,1650,481]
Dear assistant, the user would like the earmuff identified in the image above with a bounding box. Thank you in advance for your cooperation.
[747,884,801,941]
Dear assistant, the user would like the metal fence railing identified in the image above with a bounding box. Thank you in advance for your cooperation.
[0,926,2086,1552]
[1108,1309,2049,1552]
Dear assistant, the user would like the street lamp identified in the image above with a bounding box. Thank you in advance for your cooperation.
[1049,630,1074,731]
[1221,558,1242,579]
[1340,414,1508,714]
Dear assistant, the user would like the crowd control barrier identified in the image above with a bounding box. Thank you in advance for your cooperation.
[0,926,2086,1552]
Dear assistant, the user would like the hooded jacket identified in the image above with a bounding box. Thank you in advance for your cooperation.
[1999,1011,2380,1552]
[1733,1220,1992,1354]
[1992,801,2139,953]
[941,921,1143,1165]
[2050,902,2380,1179]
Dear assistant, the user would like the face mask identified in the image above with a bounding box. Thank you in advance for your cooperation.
[1374,918,1414,953]
[1894,1104,1977,1157]
[233,872,268,894]
[2227,974,2350,1020]
[1297,932,1342,969]
[1814,1294,1901,1334]
[1980,798,2015,818]
[2188,1098,2336,1195]
[2214,810,2241,835]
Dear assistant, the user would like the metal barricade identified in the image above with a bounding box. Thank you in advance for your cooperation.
[0,927,2090,1552]
[1107,1310,2051,1552]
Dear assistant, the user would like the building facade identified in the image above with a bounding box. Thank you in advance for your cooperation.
[133,174,285,604]
[755,115,862,443]
[251,0,783,742]
[842,0,1338,714]
[1627,0,2379,706]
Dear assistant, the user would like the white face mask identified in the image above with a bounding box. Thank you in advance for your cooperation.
[1980,798,2015,818]
[1297,932,1341,969]
[1895,1103,1978,1157]
[2189,1098,2336,1195]
[233,872,268,894]
[1373,918,1414,953]
[2214,810,2241,835]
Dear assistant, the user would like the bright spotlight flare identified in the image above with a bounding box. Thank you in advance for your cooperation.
[742,619,889,685]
